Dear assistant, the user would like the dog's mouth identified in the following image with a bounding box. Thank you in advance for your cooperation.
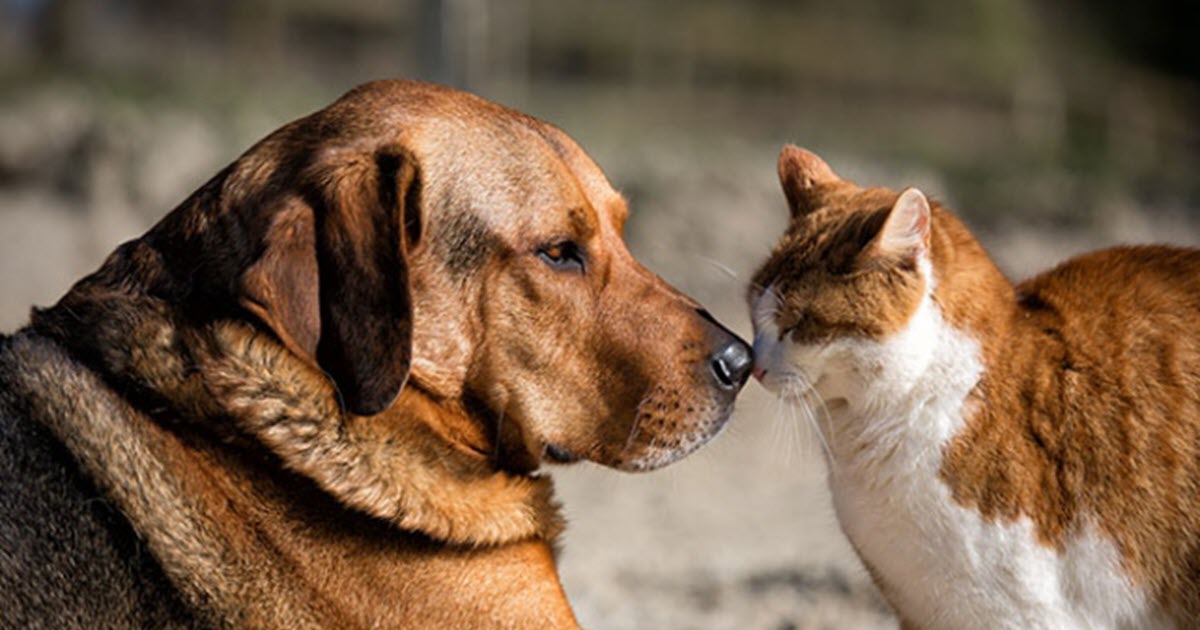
[614,400,737,472]
[531,396,738,471]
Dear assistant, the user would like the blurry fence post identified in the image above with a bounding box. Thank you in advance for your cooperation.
[418,0,449,85]
[35,0,86,65]
[418,0,491,92]
[493,0,530,97]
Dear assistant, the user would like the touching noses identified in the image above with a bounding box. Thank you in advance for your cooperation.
[751,366,768,382]
[750,333,770,382]
[711,339,753,390]
[696,309,754,391]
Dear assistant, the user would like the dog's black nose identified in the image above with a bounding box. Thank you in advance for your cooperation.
[710,338,753,390]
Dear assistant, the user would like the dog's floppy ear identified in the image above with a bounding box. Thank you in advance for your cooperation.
[240,147,421,416]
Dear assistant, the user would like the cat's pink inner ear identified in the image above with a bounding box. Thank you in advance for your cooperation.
[778,145,840,217]
[877,188,931,259]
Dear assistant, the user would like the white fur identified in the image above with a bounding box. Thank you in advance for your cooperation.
[751,273,1167,630]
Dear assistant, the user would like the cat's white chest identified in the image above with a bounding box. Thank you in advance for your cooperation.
[820,305,1163,630]
[830,445,1158,630]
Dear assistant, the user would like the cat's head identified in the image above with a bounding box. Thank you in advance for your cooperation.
[748,146,938,405]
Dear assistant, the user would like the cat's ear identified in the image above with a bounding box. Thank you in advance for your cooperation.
[872,188,931,262]
[778,145,840,218]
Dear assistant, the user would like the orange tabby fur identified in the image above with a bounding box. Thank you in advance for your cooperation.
[751,146,1200,628]
[941,245,1200,619]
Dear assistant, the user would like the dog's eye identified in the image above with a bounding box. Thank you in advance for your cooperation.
[538,241,585,273]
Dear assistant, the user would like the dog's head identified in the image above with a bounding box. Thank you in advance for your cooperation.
[394,88,752,472]
[37,81,751,474]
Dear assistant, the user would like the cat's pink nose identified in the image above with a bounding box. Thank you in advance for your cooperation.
[753,367,767,382]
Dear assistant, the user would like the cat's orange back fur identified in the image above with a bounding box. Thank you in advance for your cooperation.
[942,244,1200,620]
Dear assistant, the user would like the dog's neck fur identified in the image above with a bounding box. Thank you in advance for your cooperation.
[1,331,576,627]
[28,252,562,547]
[196,321,564,545]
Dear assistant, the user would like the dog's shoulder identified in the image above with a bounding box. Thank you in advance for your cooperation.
[0,334,194,628]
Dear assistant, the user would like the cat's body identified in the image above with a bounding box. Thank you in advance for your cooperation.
[750,147,1200,629]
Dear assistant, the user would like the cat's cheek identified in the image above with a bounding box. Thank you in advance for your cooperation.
[802,342,881,402]
[783,341,837,378]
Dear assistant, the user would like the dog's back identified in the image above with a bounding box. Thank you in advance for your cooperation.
[0,333,192,629]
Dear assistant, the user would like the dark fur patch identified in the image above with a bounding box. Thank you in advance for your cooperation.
[436,211,496,276]
[0,346,193,628]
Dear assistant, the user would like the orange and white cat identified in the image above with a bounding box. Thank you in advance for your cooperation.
[749,146,1200,629]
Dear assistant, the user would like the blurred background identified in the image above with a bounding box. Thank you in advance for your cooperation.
[1,1,1198,628]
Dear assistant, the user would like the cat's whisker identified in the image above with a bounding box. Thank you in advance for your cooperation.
[780,372,837,473]
[694,256,739,280]
[777,376,796,463]
[746,280,773,298]
[782,397,798,466]
[787,386,806,463]
[768,376,806,463]
[768,387,793,464]
[810,389,837,452]
[802,404,835,472]
[788,386,809,464]
[796,371,836,445]
[766,286,783,309]
[747,281,782,307]
[747,284,786,340]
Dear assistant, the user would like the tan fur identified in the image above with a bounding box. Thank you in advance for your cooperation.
[54,276,560,547]
[2,332,574,629]
[753,146,1200,626]
[17,80,749,626]
[199,322,563,545]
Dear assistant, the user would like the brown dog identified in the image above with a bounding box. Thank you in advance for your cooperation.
[0,80,751,628]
